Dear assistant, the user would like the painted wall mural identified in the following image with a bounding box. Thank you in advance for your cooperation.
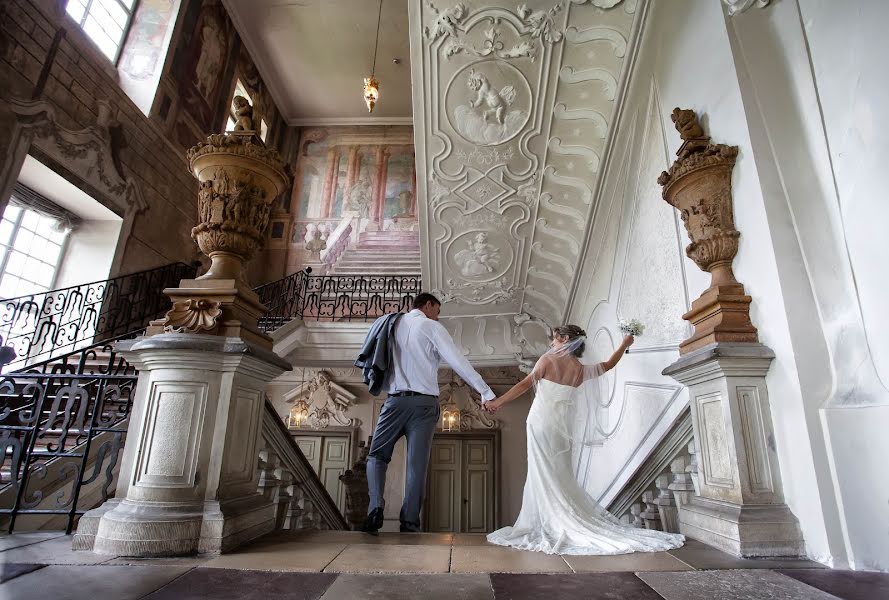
[157,0,282,151]
[290,125,417,230]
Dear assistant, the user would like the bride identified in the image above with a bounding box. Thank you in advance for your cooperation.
[483,324,684,555]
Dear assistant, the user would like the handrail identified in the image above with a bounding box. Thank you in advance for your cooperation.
[260,401,348,530]
[320,214,353,267]
[0,262,197,372]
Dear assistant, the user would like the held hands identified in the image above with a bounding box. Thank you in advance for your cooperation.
[483,398,502,413]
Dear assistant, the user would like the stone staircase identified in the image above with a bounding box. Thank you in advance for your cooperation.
[331,231,421,276]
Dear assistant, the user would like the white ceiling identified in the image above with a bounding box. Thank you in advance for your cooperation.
[225,0,413,125]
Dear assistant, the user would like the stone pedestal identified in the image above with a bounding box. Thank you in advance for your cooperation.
[663,343,804,557]
[77,334,291,556]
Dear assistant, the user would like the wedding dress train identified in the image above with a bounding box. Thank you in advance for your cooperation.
[487,379,685,555]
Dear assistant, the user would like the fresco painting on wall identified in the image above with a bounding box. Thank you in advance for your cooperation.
[168,0,236,136]
[119,0,178,81]
[291,126,416,226]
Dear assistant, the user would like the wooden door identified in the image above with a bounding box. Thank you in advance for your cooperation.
[462,438,494,532]
[427,439,461,532]
[320,436,350,511]
[425,435,496,533]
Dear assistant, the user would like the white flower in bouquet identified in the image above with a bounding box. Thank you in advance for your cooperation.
[619,318,645,337]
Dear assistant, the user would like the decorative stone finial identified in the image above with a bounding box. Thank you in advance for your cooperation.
[658,108,757,354]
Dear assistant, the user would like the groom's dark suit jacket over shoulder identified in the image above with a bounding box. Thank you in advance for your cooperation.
[355,312,404,396]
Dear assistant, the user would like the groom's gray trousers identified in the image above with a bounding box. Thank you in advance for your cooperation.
[367,393,441,527]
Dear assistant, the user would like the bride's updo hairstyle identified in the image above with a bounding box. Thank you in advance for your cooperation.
[553,324,587,357]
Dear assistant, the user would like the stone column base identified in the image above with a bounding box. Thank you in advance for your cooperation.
[679,495,805,558]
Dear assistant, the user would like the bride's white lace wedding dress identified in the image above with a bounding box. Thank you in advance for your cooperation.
[487,379,685,555]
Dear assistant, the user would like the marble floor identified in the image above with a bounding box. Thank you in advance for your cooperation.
[1,531,886,599]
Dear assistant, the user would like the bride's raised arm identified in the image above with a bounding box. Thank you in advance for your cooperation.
[595,335,635,375]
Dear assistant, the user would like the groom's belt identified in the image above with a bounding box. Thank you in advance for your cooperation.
[389,390,437,398]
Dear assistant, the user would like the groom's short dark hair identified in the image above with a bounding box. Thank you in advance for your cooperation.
[413,292,441,310]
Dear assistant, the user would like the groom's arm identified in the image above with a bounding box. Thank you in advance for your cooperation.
[428,323,495,402]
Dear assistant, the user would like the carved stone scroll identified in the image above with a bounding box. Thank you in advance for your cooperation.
[657,108,758,354]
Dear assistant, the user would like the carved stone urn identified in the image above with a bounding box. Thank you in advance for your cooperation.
[658,108,758,354]
[148,128,288,349]
[187,133,288,283]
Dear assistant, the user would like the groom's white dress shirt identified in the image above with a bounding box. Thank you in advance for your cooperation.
[385,309,495,402]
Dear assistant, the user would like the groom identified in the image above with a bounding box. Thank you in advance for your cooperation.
[357,292,495,533]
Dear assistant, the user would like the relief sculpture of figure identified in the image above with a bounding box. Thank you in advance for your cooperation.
[194,8,226,101]
[467,68,516,125]
[454,232,500,278]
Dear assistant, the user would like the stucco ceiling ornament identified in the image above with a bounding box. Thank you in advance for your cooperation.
[657,108,758,354]
[455,145,515,165]
[721,0,770,17]
[414,0,636,357]
[443,276,518,305]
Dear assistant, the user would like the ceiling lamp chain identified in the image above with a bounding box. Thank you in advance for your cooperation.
[363,0,383,113]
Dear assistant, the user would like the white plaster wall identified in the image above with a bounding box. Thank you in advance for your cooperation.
[725,0,889,570]
[570,0,839,564]
[54,219,122,289]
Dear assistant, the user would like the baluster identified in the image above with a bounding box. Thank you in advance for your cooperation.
[686,440,700,496]
[275,468,294,530]
[629,503,644,528]
[257,447,281,501]
[669,455,696,509]
[654,470,680,533]
[641,488,662,530]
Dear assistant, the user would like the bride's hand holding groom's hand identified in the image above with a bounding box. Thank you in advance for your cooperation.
[483,398,501,413]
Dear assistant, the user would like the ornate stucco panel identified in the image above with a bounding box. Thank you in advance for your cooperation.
[411,0,639,360]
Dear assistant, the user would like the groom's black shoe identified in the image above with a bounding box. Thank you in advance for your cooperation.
[361,507,384,534]
[400,522,421,533]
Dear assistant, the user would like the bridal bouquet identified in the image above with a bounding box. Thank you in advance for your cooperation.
[619,318,644,353]
[619,318,645,337]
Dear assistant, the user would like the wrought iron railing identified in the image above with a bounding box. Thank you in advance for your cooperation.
[255,268,422,330]
[0,339,137,534]
[0,262,197,372]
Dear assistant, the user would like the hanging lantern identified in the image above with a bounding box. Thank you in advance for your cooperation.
[441,402,460,432]
[362,0,383,113]
[363,76,380,113]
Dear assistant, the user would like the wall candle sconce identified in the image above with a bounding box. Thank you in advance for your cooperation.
[441,402,460,432]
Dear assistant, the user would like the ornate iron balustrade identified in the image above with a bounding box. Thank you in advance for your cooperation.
[0,262,197,372]
[0,339,137,534]
[255,268,422,330]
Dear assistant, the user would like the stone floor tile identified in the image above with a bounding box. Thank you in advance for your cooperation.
[0,565,190,600]
[490,572,665,599]
[323,544,451,574]
[668,539,826,570]
[563,551,694,572]
[450,545,572,574]
[0,562,46,583]
[104,555,212,567]
[320,574,493,599]
[0,534,114,565]
[201,541,346,572]
[280,530,454,546]
[0,532,66,552]
[143,567,337,600]
[778,568,889,600]
[452,534,494,546]
[638,569,842,599]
